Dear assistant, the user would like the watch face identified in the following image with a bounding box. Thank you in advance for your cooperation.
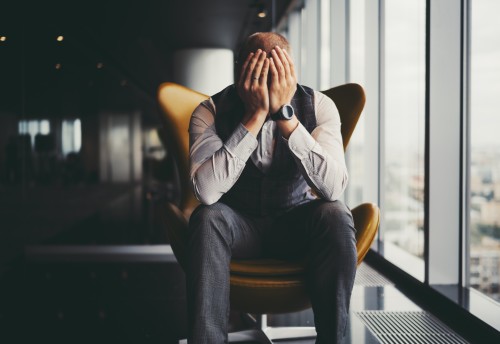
[282,104,294,119]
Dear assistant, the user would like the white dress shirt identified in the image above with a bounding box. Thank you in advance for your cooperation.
[189,90,348,205]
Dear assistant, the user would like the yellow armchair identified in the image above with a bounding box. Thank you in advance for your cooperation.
[157,82,380,341]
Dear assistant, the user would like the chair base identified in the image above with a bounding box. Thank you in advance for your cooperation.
[179,327,316,343]
[263,326,317,342]
[179,329,270,343]
[179,314,316,343]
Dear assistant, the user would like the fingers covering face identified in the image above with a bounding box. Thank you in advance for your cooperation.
[260,58,270,85]
[271,47,290,78]
[252,50,267,83]
[270,46,296,82]
[239,52,254,84]
[245,50,262,86]
[239,47,295,87]
[282,48,296,79]
[269,57,279,82]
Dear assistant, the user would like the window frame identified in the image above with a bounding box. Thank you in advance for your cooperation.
[279,0,500,331]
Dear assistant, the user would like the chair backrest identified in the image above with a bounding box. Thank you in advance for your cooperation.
[157,82,365,213]
[321,83,365,150]
[157,82,208,213]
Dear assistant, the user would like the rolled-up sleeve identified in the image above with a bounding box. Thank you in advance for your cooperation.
[285,92,348,201]
[189,99,258,205]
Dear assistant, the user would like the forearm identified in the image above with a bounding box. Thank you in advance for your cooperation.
[295,153,348,201]
[275,116,299,139]
[286,124,348,201]
[190,123,258,205]
[192,149,247,205]
[242,110,268,137]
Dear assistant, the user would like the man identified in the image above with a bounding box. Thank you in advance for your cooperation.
[186,32,357,343]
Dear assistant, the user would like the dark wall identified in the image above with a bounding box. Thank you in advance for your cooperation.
[0,0,291,271]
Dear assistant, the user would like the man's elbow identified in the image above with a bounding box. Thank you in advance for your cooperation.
[326,171,349,201]
[196,194,220,206]
[192,178,221,205]
[323,188,341,202]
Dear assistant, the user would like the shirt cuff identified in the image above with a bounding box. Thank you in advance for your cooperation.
[224,123,258,161]
[287,123,316,159]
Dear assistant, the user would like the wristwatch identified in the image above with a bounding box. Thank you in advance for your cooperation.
[271,104,295,121]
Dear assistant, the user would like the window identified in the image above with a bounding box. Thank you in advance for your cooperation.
[382,0,426,279]
[279,0,500,329]
[62,119,82,156]
[469,0,500,303]
[18,119,50,148]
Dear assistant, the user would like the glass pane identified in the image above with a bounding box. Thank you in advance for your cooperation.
[469,0,500,303]
[19,120,28,134]
[74,119,82,152]
[39,119,50,135]
[62,119,82,156]
[382,0,426,279]
[1,5,162,255]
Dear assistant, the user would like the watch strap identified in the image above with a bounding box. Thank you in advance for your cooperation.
[270,109,283,121]
[271,104,294,121]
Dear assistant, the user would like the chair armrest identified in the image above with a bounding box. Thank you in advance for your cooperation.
[161,202,189,269]
[351,203,380,266]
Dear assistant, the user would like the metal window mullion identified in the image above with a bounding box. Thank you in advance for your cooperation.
[316,0,323,89]
[427,0,462,285]
[345,0,351,84]
[462,0,471,289]
[288,10,302,81]
[424,0,431,286]
[302,0,319,88]
[373,0,385,249]
[319,0,331,90]
[331,0,347,86]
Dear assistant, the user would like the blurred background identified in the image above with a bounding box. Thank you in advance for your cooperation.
[0,0,294,262]
[0,0,291,342]
[1,0,500,343]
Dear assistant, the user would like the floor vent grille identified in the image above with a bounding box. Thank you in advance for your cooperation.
[355,311,469,344]
[355,263,393,286]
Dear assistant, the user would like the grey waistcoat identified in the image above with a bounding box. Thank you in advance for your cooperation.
[212,84,317,217]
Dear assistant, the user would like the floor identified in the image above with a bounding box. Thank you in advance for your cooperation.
[0,184,471,343]
[0,251,470,344]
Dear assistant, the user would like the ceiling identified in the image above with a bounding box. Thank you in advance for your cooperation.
[0,0,292,126]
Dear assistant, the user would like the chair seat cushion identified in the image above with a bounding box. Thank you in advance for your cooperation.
[230,258,306,277]
[230,274,310,313]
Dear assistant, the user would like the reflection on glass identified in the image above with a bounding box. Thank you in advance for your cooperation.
[470,0,500,303]
[383,0,425,277]
[18,119,51,148]
[62,119,82,156]
[346,0,366,207]
[40,120,50,135]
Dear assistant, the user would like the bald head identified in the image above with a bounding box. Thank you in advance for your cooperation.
[235,32,291,82]
[238,32,291,63]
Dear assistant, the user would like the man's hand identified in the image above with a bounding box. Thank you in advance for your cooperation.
[269,46,299,139]
[269,46,297,115]
[237,49,270,126]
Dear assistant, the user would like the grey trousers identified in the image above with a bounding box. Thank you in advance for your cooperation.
[186,200,357,344]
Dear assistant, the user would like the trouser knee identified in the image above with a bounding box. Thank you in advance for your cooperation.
[188,202,234,250]
[309,201,357,259]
